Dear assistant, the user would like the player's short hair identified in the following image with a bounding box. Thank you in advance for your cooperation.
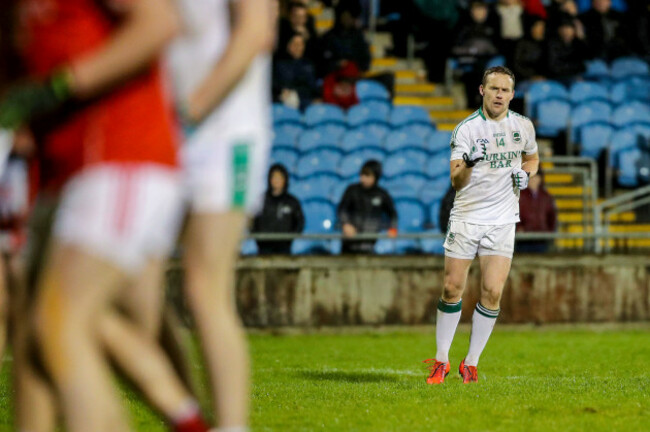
[481,66,516,89]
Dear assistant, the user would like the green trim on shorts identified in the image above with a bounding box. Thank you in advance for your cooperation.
[231,142,250,209]
[438,298,462,313]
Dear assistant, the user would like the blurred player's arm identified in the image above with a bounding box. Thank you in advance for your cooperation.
[521,152,539,177]
[185,0,275,123]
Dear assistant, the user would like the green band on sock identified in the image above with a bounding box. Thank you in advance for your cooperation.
[438,298,462,313]
[475,302,499,318]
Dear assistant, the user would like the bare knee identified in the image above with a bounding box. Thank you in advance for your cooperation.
[442,278,465,303]
[480,283,503,309]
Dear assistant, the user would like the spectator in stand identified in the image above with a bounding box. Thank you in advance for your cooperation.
[452,0,501,108]
[337,160,398,254]
[547,17,589,83]
[278,1,320,64]
[522,0,547,19]
[493,0,527,65]
[273,33,320,110]
[516,169,557,252]
[625,0,650,61]
[512,17,547,82]
[320,1,371,77]
[252,164,304,255]
[546,0,584,36]
[579,0,630,60]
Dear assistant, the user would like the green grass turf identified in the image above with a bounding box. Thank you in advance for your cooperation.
[1,326,649,431]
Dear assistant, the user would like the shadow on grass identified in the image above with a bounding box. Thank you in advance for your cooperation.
[296,369,400,383]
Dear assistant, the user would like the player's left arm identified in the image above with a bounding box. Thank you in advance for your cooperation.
[522,152,539,177]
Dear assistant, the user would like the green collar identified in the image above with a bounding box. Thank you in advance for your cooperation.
[479,106,510,121]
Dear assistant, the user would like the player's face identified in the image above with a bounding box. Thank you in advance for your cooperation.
[480,73,515,120]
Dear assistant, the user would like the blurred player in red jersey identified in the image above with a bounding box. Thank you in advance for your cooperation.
[0,1,210,431]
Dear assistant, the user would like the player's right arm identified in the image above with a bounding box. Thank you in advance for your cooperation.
[449,125,484,191]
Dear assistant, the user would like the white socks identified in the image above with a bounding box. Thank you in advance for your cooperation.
[465,303,500,367]
[434,298,462,363]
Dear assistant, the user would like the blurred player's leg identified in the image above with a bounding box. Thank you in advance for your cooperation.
[463,255,511,372]
[183,211,248,429]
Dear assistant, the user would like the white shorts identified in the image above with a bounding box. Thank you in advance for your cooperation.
[53,163,184,274]
[182,130,270,215]
[444,220,515,259]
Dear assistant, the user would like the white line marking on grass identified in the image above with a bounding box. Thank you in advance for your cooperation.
[258,367,422,377]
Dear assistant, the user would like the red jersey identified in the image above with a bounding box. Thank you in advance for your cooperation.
[17,0,178,191]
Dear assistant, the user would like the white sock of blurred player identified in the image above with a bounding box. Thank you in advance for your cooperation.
[465,303,499,366]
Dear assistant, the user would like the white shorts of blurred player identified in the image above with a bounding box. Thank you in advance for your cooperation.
[443,220,515,260]
[53,163,184,274]
[182,131,270,215]
[0,158,29,254]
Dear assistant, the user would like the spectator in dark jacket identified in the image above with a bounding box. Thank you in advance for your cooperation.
[337,160,398,254]
[278,1,320,63]
[516,170,557,252]
[320,1,371,77]
[625,0,650,61]
[252,164,305,254]
[579,0,630,60]
[273,33,320,110]
[546,17,588,82]
[512,17,547,81]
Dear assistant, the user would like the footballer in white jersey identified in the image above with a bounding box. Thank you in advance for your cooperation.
[424,66,539,386]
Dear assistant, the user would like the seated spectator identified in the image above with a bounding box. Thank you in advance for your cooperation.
[512,17,547,82]
[337,160,397,254]
[273,34,320,110]
[624,0,649,61]
[452,0,500,107]
[516,169,557,253]
[252,164,304,255]
[546,17,588,82]
[320,1,371,77]
[494,0,527,65]
[546,0,584,36]
[278,1,320,63]
[579,0,630,60]
[322,61,360,109]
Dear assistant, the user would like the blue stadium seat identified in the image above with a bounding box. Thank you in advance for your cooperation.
[240,239,258,256]
[312,124,347,142]
[611,102,650,128]
[617,148,643,187]
[352,123,391,142]
[421,234,445,255]
[608,129,639,168]
[384,130,428,153]
[525,80,568,118]
[304,104,346,127]
[394,198,426,253]
[383,153,426,178]
[330,181,350,204]
[340,130,383,153]
[274,123,305,143]
[273,129,298,150]
[292,198,337,255]
[389,105,432,127]
[356,80,390,102]
[347,101,391,127]
[396,123,436,139]
[384,173,428,200]
[373,237,396,255]
[610,57,650,80]
[584,59,610,82]
[427,131,452,155]
[338,151,377,179]
[578,123,615,159]
[577,0,626,12]
[270,148,300,170]
[295,149,343,178]
[486,55,506,68]
[536,99,572,137]
[297,130,340,153]
[272,104,301,125]
[291,173,341,201]
[428,200,442,231]
[610,77,650,105]
[569,101,612,143]
[569,81,609,105]
[425,153,450,179]
[419,178,451,206]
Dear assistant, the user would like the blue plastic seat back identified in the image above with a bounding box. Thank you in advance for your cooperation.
[291,173,341,201]
[421,233,444,254]
[270,148,300,170]
[428,200,443,232]
[296,149,343,178]
[384,130,427,153]
[395,198,426,232]
[338,152,367,179]
[612,102,650,128]
[420,178,451,206]
[273,128,298,150]
[330,181,351,204]
[525,80,568,118]
[297,130,340,153]
[569,101,612,142]
[427,131,452,155]
[384,173,428,200]
[610,57,650,80]
[240,239,259,256]
[579,123,615,158]
[390,105,432,127]
[617,148,643,187]
[536,99,572,137]
[304,103,346,127]
[383,153,426,178]
[302,198,336,233]
[273,104,302,125]
[610,78,650,105]
[395,123,436,140]
[352,123,391,143]
[584,59,610,81]
[274,123,305,143]
[356,80,390,102]
[608,129,639,167]
[311,124,347,142]
[347,101,391,127]
[426,153,451,179]
[569,81,609,105]
[340,130,382,153]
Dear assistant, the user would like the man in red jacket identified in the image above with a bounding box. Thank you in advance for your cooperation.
[517,169,557,252]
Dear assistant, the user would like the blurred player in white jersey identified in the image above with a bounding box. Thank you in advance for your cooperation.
[424,66,539,384]
[167,0,274,429]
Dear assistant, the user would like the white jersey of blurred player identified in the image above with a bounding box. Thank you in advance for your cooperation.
[168,0,271,214]
[449,108,538,226]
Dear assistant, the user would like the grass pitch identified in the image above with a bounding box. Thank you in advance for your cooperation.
[1,326,649,431]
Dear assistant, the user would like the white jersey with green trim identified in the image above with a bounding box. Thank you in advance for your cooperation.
[166,0,271,142]
[449,107,538,225]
